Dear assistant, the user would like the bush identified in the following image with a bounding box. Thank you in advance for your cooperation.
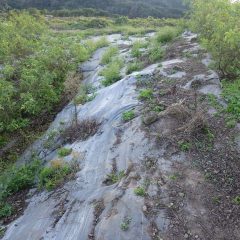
[39,160,72,191]
[134,187,146,196]
[155,26,180,43]
[190,0,240,78]
[0,203,13,219]
[0,160,40,198]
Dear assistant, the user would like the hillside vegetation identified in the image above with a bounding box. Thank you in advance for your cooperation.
[3,0,187,18]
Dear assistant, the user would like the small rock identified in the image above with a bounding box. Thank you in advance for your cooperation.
[143,112,158,126]
[184,233,189,239]
[179,192,185,198]
[142,205,147,212]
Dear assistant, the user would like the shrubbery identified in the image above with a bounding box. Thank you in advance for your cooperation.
[0,11,108,133]
[190,0,240,79]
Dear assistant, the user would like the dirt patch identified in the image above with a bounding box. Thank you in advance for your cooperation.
[138,35,240,239]
[88,199,105,240]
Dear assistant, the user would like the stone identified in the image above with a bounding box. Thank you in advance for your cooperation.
[143,112,159,125]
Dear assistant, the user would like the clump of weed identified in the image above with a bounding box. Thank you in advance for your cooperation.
[126,61,143,74]
[122,110,135,122]
[131,41,147,58]
[155,26,180,43]
[100,58,123,86]
[120,217,132,231]
[104,170,125,185]
[147,42,164,63]
[134,186,146,196]
[39,159,75,191]
[233,196,240,205]
[178,140,192,152]
[57,147,72,157]
[101,46,119,65]
[138,89,153,100]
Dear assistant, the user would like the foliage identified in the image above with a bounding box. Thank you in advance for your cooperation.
[190,0,240,78]
[101,46,119,65]
[122,110,135,122]
[39,160,72,191]
[0,160,40,199]
[101,58,123,86]
[57,147,72,157]
[0,203,13,219]
[222,79,240,121]
[0,12,108,134]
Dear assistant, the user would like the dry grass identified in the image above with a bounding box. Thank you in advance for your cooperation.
[61,119,100,144]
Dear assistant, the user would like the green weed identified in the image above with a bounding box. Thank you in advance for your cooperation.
[138,89,153,100]
[122,110,135,122]
[134,186,146,196]
[57,147,72,157]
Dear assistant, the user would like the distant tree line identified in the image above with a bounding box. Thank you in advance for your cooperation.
[2,0,187,18]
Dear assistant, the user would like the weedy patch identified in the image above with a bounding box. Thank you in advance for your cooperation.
[233,196,240,205]
[39,159,78,191]
[134,186,146,196]
[103,170,125,185]
[57,147,72,157]
[120,217,132,231]
[138,89,153,100]
[126,61,143,74]
[122,110,135,122]
[178,140,192,152]
[101,46,119,65]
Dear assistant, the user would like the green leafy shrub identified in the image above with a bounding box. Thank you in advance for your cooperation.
[122,110,135,122]
[178,140,192,152]
[101,58,123,86]
[39,160,72,191]
[101,46,119,65]
[190,0,240,78]
[0,160,41,198]
[58,147,72,157]
[0,203,13,219]
[155,26,180,43]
